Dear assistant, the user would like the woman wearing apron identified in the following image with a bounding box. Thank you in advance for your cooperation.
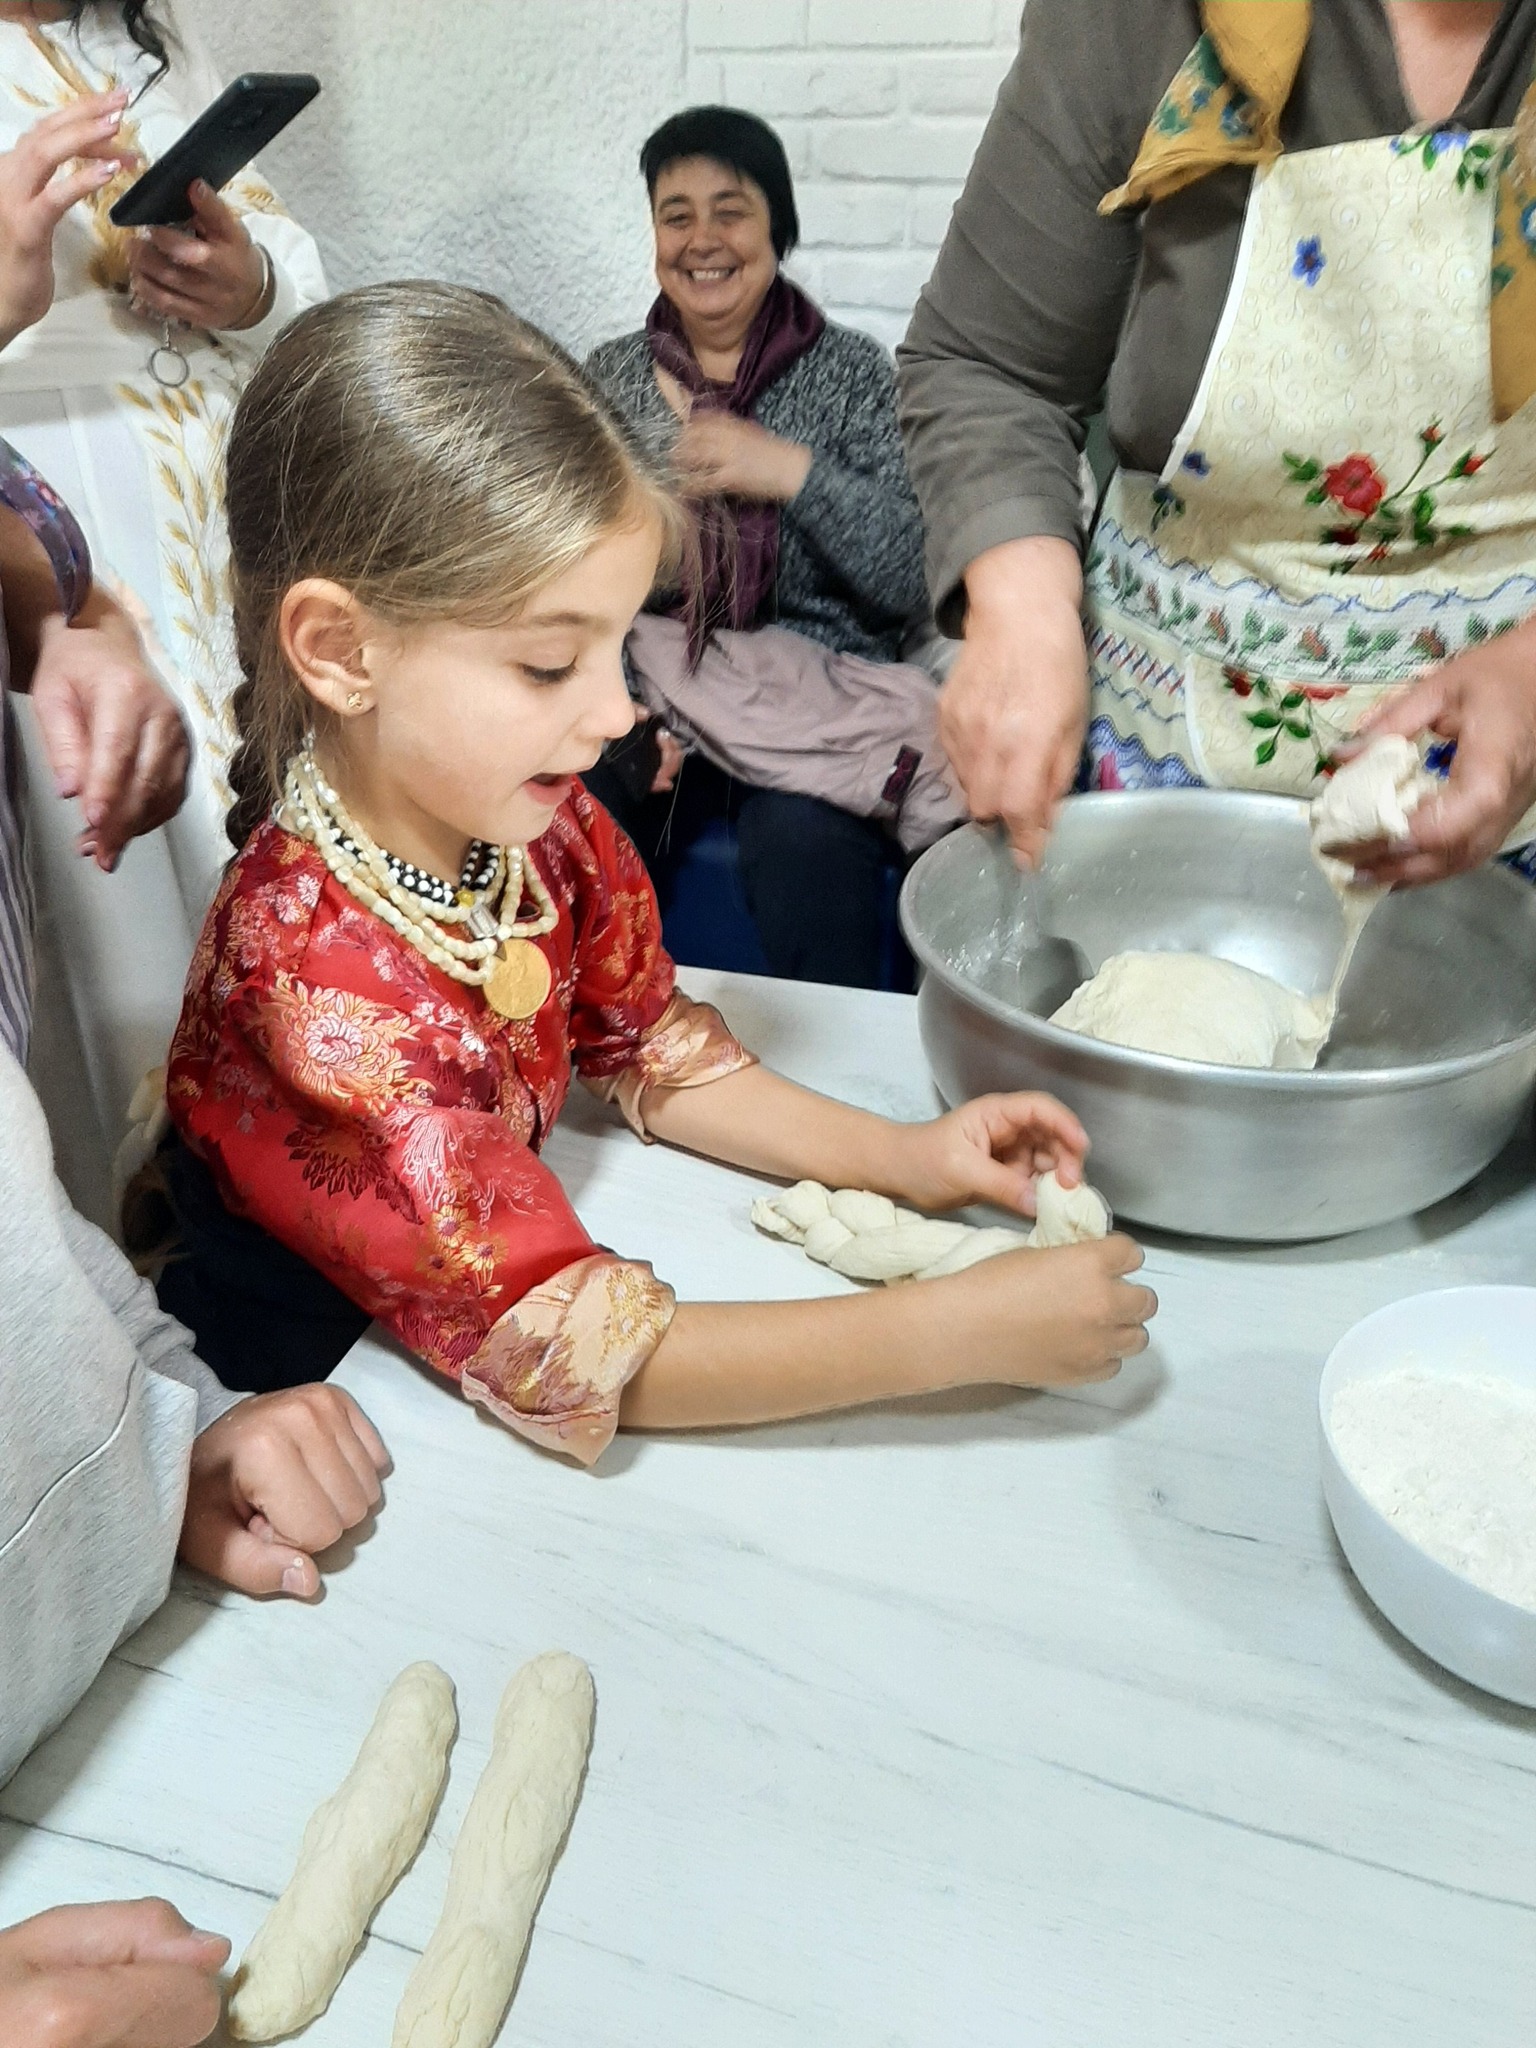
[898,0,1536,882]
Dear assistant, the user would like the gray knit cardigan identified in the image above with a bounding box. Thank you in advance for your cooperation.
[584,319,930,663]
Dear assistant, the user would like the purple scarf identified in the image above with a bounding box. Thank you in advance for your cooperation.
[646,274,825,659]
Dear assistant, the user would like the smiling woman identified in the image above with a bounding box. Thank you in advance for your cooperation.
[583,105,964,992]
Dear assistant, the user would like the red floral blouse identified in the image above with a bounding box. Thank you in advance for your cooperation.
[167,786,754,1465]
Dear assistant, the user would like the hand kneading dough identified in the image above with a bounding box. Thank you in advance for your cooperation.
[228,1662,457,2042]
[1030,1170,1112,1247]
[1310,735,1436,862]
[751,1170,1109,1284]
[392,1651,595,2048]
[1050,950,1328,1070]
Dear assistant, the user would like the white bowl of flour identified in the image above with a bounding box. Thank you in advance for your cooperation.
[1320,1288,1536,1707]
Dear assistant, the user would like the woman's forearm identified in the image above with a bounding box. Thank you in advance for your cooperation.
[642,1063,908,1193]
[963,534,1083,636]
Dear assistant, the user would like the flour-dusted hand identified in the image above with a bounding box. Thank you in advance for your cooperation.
[31,604,190,868]
[127,178,274,333]
[0,1899,229,2048]
[227,1665,457,2042]
[179,1385,390,1599]
[392,1652,596,2048]
[887,1090,1091,1219]
[940,536,1089,868]
[1349,616,1536,886]
[0,92,134,349]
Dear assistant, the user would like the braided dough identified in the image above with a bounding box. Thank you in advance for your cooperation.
[752,1170,1109,1284]
[392,1651,595,2048]
[228,1662,457,2042]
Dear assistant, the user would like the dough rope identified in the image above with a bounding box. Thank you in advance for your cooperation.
[228,1662,458,2042]
[751,1170,1110,1284]
[392,1651,596,2048]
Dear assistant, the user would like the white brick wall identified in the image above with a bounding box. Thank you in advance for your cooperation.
[687,0,1024,347]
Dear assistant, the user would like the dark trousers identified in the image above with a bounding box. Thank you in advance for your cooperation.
[585,749,904,991]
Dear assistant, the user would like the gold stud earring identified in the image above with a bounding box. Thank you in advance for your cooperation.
[346,690,365,712]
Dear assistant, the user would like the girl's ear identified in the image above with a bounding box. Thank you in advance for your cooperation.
[279,580,378,718]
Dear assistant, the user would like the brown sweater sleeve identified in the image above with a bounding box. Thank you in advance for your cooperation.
[896,0,1202,630]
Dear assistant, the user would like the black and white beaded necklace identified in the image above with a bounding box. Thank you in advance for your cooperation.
[329,827,499,909]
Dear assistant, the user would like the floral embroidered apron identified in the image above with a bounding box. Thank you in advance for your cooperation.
[1085,124,1536,822]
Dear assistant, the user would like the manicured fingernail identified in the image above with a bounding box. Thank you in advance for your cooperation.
[92,160,115,181]
[281,1559,309,1594]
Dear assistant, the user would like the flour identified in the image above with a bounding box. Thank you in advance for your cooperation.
[1329,1369,1536,1611]
[1050,950,1328,1069]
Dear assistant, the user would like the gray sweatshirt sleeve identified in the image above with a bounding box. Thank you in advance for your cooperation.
[0,1051,237,1788]
[55,1196,241,1435]
[896,0,1177,629]
[784,332,930,628]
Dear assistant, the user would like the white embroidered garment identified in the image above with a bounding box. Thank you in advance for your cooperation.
[0,5,327,1203]
[1085,125,1536,807]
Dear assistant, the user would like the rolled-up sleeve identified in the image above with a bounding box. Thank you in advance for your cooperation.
[896,0,1164,628]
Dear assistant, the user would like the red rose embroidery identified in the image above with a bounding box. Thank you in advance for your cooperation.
[1323,455,1387,518]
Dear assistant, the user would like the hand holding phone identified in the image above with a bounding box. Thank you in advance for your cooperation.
[126,177,273,332]
[110,73,319,229]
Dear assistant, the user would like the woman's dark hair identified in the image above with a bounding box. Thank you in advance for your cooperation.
[74,3,171,84]
[640,106,800,259]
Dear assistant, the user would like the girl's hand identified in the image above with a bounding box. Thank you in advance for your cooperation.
[179,1385,390,1599]
[942,1236,1156,1386]
[0,1900,228,2048]
[126,179,273,332]
[889,1091,1090,1218]
[0,92,133,349]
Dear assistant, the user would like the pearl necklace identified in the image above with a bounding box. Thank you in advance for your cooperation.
[278,745,559,990]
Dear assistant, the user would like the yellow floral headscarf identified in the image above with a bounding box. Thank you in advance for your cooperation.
[1101,1,1536,421]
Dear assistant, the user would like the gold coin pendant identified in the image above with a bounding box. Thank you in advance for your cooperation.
[484,938,553,1020]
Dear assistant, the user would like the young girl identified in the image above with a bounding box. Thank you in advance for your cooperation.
[156,282,1156,1467]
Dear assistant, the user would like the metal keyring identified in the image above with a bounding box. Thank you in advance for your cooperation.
[147,315,191,389]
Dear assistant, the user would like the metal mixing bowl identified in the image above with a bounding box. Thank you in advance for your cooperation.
[899,793,1536,1241]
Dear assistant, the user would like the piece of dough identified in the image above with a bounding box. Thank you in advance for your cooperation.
[228,1662,457,2042]
[1310,734,1435,862]
[825,1219,971,1282]
[1029,1170,1112,1248]
[1050,949,1328,1070]
[752,1174,1107,1284]
[827,1188,898,1233]
[913,1226,1033,1281]
[392,1652,595,2048]
[803,1214,856,1265]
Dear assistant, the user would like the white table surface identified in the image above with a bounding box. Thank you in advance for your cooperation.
[3,968,1535,2047]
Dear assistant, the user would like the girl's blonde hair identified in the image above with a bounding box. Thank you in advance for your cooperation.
[223,279,683,849]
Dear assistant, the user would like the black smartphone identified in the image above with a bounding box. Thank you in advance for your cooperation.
[109,72,320,228]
